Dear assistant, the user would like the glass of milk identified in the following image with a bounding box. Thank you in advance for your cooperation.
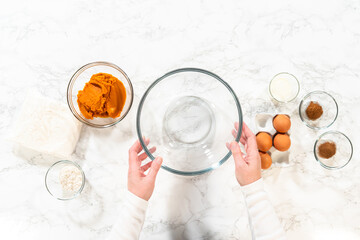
[269,72,300,103]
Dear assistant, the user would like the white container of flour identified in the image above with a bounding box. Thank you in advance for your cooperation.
[11,91,83,164]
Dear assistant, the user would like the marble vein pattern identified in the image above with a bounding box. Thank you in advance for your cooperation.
[1,0,360,239]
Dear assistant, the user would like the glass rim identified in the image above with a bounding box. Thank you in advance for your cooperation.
[45,160,86,200]
[299,90,339,130]
[269,72,300,103]
[313,131,353,170]
[67,61,134,128]
[136,67,243,176]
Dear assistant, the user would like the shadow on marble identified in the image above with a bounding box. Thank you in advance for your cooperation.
[165,173,214,240]
[65,180,104,227]
[71,126,91,165]
[12,143,63,167]
[72,97,137,165]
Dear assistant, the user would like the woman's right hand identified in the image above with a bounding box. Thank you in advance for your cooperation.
[227,122,261,186]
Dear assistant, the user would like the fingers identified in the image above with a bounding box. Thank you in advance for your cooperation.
[241,123,259,160]
[238,123,257,153]
[242,123,255,140]
[240,126,249,151]
[230,141,247,169]
[129,140,142,154]
[233,122,246,140]
[232,122,246,146]
[232,129,237,139]
[240,135,246,146]
[129,150,140,172]
[232,122,241,139]
[140,161,153,172]
[147,157,163,180]
[233,122,254,139]
[230,122,246,152]
[129,137,150,154]
[234,122,239,131]
[138,146,156,161]
[227,142,246,158]
[229,123,258,166]
[129,138,150,171]
[246,135,258,155]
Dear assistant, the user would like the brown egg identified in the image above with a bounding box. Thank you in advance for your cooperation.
[259,152,272,169]
[273,114,291,133]
[256,132,272,152]
[273,133,291,151]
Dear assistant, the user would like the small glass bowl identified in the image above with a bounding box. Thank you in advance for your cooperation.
[269,72,300,103]
[314,131,353,170]
[299,91,338,130]
[67,62,133,128]
[45,160,85,200]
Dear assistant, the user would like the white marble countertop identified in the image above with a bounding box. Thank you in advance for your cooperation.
[1,0,360,239]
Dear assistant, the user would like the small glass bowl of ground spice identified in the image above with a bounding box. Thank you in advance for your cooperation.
[314,131,353,169]
[299,91,338,129]
[67,62,134,128]
[45,160,85,200]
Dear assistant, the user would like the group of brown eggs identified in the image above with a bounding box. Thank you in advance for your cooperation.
[256,114,292,169]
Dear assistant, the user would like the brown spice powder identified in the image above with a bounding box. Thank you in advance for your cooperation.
[318,141,336,159]
[306,101,323,120]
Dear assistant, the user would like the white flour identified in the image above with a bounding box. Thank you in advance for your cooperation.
[59,165,83,192]
[12,91,83,159]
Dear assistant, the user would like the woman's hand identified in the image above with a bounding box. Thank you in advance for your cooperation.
[128,139,163,201]
[227,122,261,186]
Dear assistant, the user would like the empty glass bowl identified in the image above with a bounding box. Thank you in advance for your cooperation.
[314,131,353,169]
[137,68,243,176]
[67,62,133,128]
[45,160,85,200]
[299,91,338,129]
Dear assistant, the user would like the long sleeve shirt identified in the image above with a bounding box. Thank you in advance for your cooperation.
[107,178,286,240]
[241,178,286,239]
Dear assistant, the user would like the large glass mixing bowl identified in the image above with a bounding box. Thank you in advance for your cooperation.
[136,68,242,176]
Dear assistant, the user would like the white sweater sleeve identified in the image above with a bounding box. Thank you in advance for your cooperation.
[107,191,148,240]
[241,178,286,240]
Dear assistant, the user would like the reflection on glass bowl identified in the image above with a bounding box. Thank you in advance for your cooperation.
[314,131,353,170]
[67,62,133,128]
[299,91,338,130]
[136,68,243,176]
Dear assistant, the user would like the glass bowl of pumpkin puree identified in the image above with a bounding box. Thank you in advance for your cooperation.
[137,68,243,176]
[67,62,133,128]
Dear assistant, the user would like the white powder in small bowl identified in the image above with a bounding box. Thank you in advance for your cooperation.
[270,73,300,102]
[59,165,83,192]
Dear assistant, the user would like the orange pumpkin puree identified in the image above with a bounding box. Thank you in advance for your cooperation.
[77,73,126,119]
